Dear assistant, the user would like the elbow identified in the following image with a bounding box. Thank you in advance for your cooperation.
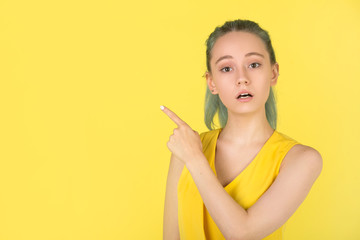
[228,223,261,240]
[227,233,246,240]
[228,233,256,240]
[227,226,250,240]
[229,232,263,240]
[227,211,258,240]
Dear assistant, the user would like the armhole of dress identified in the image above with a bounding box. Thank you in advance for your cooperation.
[177,164,186,195]
[177,163,187,237]
[275,142,301,176]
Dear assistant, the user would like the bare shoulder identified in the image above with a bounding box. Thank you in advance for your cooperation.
[282,144,323,176]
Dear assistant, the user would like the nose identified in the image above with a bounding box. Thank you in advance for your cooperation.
[236,67,250,86]
[237,78,249,85]
[236,74,250,86]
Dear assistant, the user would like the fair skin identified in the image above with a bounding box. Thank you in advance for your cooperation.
[161,31,323,240]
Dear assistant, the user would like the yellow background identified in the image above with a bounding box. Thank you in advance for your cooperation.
[0,0,359,239]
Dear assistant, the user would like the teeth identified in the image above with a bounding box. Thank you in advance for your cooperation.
[238,93,252,98]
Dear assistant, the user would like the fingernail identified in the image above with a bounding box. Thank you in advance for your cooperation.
[160,105,164,110]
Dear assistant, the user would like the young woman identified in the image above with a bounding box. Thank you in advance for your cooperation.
[162,19,323,240]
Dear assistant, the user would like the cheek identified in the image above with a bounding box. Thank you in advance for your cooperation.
[218,86,238,105]
[216,81,233,95]
[260,86,271,101]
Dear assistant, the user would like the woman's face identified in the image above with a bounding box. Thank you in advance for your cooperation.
[206,31,279,115]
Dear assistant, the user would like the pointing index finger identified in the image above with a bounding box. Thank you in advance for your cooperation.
[160,105,185,127]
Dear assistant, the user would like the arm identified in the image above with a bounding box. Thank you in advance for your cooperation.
[163,153,185,240]
[186,145,323,240]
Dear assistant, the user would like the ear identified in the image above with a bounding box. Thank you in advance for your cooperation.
[205,71,218,94]
[270,62,279,86]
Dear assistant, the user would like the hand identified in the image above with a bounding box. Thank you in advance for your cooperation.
[160,105,203,166]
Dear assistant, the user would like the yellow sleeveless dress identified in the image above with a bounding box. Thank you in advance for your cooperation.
[177,127,301,240]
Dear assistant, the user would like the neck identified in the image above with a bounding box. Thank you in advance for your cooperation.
[219,106,275,146]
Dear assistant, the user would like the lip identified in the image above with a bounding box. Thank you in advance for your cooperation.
[236,95,253,102]
[235,89,254,99]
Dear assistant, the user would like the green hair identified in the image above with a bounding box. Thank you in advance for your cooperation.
[203,19,278,131]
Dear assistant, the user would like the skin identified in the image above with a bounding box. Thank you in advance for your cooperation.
[161,31,323,240]
[206,31,278,145]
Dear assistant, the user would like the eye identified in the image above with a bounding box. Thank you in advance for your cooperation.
[220,66,232,72]
[249,62,261,69]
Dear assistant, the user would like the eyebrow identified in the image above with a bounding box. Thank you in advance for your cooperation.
[215,52,265,65]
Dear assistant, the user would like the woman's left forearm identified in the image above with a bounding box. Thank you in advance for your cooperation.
[186,154,249,240]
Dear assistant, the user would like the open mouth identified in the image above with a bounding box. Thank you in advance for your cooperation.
[237,93,253,99]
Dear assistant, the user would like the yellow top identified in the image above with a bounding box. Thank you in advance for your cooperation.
[177,128,301,240]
